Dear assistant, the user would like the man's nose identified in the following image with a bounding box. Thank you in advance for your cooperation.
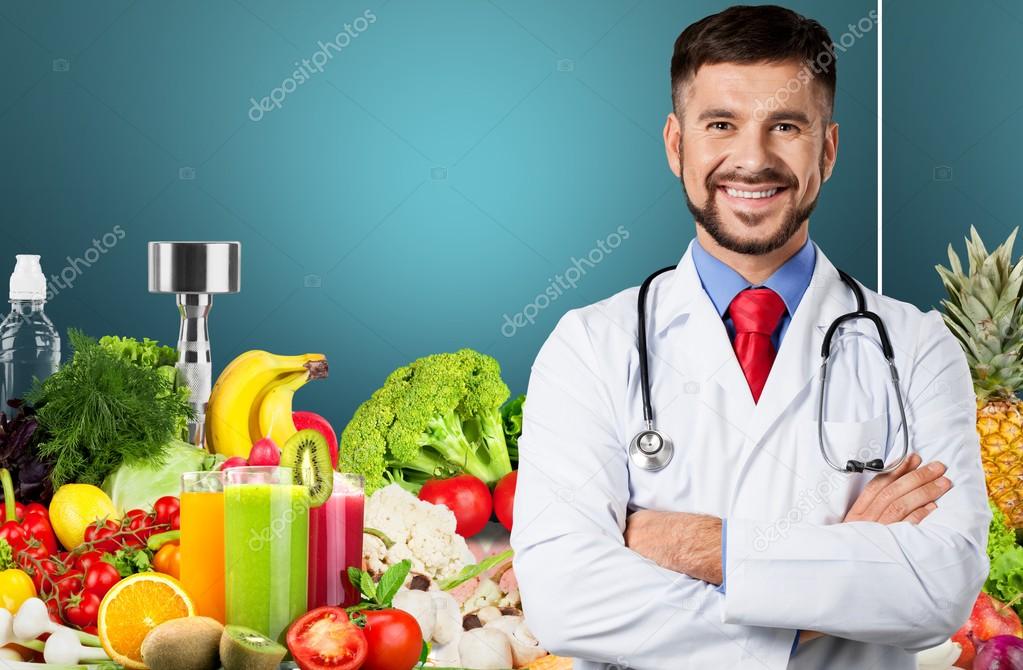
[728,125,773,174]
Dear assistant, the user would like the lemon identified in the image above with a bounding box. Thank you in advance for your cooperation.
[49,483,118,550]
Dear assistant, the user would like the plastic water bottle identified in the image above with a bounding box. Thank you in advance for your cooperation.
[0,255,60,417]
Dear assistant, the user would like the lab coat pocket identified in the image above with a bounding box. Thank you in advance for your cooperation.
[811,412,890,469]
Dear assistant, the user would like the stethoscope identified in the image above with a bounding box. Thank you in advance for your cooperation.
[629,265,910,474]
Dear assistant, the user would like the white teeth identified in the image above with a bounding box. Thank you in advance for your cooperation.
[724,187,780,199]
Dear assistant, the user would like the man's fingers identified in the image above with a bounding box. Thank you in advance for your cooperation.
[847,452,921,517]
[863,459,946,521]
[878,478,951,524]
[904,502,938,525]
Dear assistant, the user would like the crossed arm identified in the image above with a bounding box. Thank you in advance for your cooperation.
[624,451,952,646]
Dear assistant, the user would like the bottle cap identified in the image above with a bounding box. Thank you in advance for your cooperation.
[10,255,46,301]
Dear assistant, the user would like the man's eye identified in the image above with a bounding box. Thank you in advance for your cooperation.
[708,122,732,131]
[775,123,798,132]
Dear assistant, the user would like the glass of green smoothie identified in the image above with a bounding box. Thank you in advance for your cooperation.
[224,465,310,644]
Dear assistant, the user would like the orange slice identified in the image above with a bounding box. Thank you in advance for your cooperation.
[98,572,195,669]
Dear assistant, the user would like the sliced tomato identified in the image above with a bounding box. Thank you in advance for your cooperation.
[286,606,368,670]
[361,609,423,670]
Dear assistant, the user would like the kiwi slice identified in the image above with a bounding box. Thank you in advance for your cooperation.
[220,625,287,670]
[282,429,334,506]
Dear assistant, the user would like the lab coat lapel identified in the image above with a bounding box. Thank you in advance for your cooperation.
[743,244,851,448]
[652,243,756,424]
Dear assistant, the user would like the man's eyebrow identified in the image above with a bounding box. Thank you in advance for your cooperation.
[695,108,813,125]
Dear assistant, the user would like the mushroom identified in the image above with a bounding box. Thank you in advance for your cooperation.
[430,590,462,645]
[460,561,514,614]
[484,615,548,667]
[476,606,503,626]
[458,628,513,670]
[392,589,436,641]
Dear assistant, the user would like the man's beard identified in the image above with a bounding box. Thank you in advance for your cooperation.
[680,151,824,255]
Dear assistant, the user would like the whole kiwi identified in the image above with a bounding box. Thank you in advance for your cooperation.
[220,624,288,670]
[140,616,223,670]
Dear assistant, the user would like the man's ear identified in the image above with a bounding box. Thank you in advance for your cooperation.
[821,120,839,183]
[663,112,683,178]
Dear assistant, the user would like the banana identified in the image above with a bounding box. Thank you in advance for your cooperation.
[205,350,329,458]
[256,370,310,448]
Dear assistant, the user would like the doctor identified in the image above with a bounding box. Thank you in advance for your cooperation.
[510,5,990,670]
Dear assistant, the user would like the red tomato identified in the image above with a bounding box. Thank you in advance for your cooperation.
[64,590,101,628]
[74,550,105,574]
[418,474,493,537]
[286,606,368,670]
[83,562,120,599]
[360,609,423,670]
[493,470,517,531]
[89,520,120,553]
[153,497,180,527]
[54,572,83,603]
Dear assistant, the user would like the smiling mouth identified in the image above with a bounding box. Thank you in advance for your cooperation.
[717,185,789,206]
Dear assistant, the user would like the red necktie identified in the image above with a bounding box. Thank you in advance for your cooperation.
[728,288,787,403]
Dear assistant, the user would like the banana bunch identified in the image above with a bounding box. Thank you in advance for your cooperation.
[205,350,329,458]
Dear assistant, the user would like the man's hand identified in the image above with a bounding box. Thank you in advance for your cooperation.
[624,510,722,584]
[798,453,952,646]
[843,452,951,524]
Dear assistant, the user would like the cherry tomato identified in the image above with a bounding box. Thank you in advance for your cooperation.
[64,590,100,628]
[54,572,83,603]
[20,513,58,554]
[0,520,26,551]
[153,496,180,527]
[360,609,423,670]
[83,562,120,599]
[89,520,120,553]
[418,474,493,537]
[492,470,517,531]
[21,536,49,561]
[44,596,61,623]
[74,550,105,574]
[286,606,368,670]
[170,511,180,530]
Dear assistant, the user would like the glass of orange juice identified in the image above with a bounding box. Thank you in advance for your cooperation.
[180,470,226,622]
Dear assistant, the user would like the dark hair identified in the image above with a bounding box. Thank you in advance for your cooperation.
[670,4,837,124]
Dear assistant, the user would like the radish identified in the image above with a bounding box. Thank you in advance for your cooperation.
[248,437,281,466]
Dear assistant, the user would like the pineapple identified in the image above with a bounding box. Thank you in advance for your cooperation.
[936,226,1023,527]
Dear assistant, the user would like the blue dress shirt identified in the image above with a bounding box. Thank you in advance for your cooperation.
[690,236,817,658]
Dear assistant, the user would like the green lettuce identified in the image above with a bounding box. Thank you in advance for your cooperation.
[98,335,191,439]
[102,438,222,514]
[984,500,1023,616]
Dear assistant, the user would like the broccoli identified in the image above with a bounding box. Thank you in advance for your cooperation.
[340,349,514,494]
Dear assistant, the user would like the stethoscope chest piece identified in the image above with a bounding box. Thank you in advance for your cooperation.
[629,428,674,471]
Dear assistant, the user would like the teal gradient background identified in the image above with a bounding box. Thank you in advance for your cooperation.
[0,1,877,430]
[883,0,1023,309]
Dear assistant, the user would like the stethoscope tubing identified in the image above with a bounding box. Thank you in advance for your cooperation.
[630,265,910,474]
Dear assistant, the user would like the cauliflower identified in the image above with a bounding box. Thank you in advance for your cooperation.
[363,485,475,583]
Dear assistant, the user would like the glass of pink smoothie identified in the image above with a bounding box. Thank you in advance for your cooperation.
[308,472,364,608]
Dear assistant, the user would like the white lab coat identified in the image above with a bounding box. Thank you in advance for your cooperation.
[510,240,990,670]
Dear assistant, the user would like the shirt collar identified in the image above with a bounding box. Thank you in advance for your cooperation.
[690,236,817,318]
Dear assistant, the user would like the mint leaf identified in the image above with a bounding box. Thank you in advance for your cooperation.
[375,559,412,606]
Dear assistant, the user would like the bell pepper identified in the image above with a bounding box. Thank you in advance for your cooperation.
[0,469,57,556]
[153,542,180,579]
[0,568,36,612]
